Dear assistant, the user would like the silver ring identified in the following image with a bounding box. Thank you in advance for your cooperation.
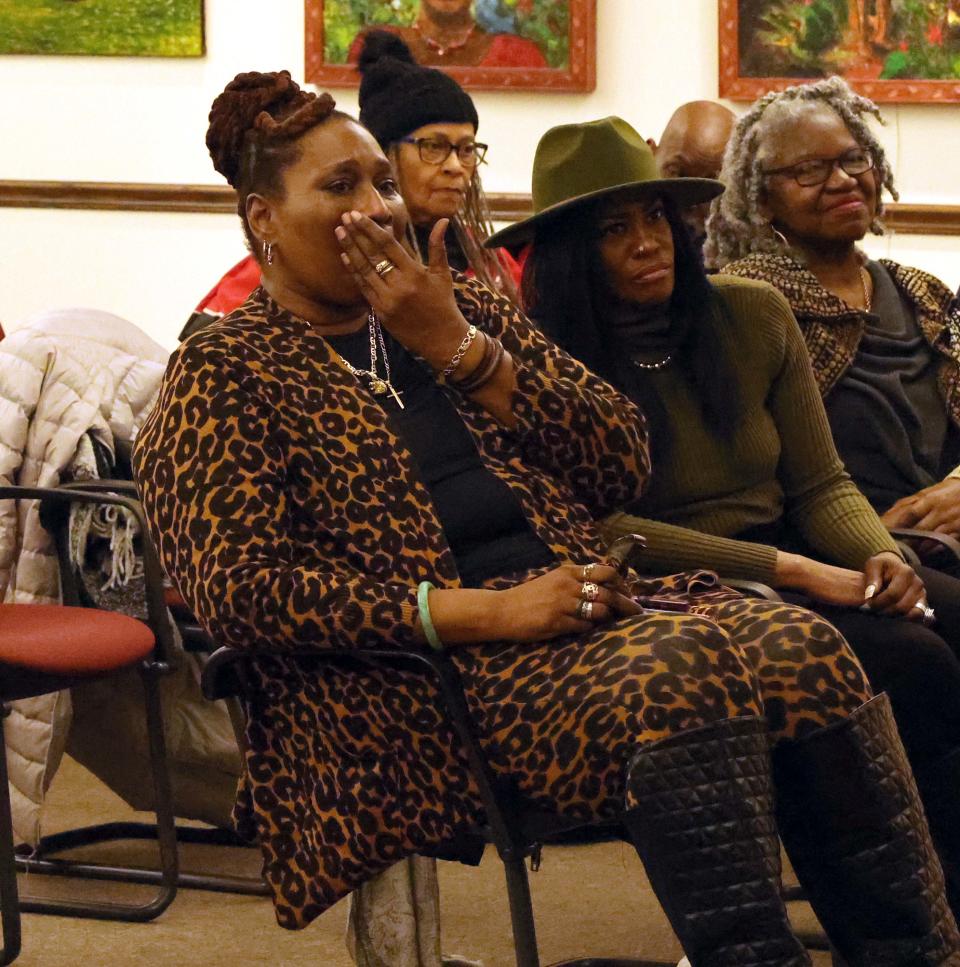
[374,259,396,277]
[912,601,937,624]
[581,563,597,581]
[577,600,594,621]
[581,581,600,602]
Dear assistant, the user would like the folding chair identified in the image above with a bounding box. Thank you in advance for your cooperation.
[0,485,181,965]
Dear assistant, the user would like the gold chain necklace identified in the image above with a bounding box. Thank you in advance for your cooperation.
[859,266,873,312]
[338,311,404,408]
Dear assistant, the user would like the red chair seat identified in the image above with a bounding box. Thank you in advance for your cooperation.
[0,605,154,676]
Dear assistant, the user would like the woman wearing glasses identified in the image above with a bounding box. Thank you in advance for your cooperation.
[357,30,521,300]
[493,114,960,921]
[707,77,960,550]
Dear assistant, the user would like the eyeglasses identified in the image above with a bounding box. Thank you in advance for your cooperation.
[762,148,875,187]
[398,136,488,167]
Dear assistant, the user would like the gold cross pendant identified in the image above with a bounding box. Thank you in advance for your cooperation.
[370,378,404,409]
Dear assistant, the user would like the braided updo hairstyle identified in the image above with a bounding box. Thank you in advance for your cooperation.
[206,70,344,258]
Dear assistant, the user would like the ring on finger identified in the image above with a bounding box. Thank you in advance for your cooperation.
[581,581,600,602]
[374,259,396,277]
[576,600,594,621]
[911,600,937,625]
[581,563,597,581]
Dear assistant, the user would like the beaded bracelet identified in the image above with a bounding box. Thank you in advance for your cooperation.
[417,580,444,651]
[440,325,478,381]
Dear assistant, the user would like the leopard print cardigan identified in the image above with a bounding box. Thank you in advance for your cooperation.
[722,253,960,430]
[132,274,653,927]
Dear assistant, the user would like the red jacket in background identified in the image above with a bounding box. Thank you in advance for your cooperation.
[192,247,526,333]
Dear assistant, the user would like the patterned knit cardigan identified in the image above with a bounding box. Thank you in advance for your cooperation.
[722,254,960,432]
[132,274,650,929]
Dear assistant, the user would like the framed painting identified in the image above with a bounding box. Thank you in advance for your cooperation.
[0,0,204,57]
[305,0,596,92]
[719,0,960,103]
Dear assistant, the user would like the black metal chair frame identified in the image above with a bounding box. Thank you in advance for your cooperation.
[0,485,182,967]
[889,527,960,572]
[0,483,267,962]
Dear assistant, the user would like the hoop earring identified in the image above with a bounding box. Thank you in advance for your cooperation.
[263,241,274,266]
[770,225,789,248]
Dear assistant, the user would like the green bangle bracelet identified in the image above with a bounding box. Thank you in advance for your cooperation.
[417,581,444,651]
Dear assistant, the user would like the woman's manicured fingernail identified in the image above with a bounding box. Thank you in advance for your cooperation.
[335,226,346,241]
[864,583,877,600]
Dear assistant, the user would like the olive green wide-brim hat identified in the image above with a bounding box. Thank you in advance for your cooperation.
[484,116,724,250]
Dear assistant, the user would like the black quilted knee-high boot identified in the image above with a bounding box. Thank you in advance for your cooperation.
[915,747,960,920]
[622,715,811,967]
[771,693,960,967]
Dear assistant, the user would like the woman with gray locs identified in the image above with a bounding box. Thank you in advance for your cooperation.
[707,77,960,552]
[490,112,960,961]
[705,78,960,915]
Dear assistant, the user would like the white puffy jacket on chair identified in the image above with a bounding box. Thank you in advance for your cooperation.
[0,309,240,844]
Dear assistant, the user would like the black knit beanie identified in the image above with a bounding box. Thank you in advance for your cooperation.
[357,30,479,148]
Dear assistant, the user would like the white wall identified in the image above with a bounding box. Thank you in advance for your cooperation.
[2,0,959,348]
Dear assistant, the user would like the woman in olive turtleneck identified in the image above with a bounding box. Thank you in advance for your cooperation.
[488,115,960,918]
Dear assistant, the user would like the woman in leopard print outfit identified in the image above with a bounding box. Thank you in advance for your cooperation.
[133,71,959,966]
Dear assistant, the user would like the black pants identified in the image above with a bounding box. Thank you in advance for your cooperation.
[784,565,960,769]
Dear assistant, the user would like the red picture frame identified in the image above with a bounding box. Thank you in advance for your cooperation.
[304,0,596,93]
[719,0,960,104]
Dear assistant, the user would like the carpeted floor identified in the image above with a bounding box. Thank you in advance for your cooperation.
[10,756,833,966]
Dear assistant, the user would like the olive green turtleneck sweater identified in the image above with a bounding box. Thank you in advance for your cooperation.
[601,275,900,583]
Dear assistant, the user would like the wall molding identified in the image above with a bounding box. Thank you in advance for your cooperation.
[2,179,959,235]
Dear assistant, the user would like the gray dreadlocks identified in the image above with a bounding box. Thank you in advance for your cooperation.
[703,76,898,270]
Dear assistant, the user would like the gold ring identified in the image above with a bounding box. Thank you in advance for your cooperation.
[374,259,396,277]
[581,581,600,602]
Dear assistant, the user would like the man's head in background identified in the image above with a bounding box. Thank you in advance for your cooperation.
[651,101,736,254]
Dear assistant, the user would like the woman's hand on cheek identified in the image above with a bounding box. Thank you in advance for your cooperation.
[335,212,468,366]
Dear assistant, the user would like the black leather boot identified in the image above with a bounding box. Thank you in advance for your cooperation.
[622,715,811,967]
[916,747,960,919]
[771,693,960,966]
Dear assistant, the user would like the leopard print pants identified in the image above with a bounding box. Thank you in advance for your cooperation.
[454,595,871,822]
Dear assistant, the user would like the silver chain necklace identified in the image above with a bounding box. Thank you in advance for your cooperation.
[338,311,404,408]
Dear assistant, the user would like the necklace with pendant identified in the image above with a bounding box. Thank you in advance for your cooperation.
[414,20,476,57]
[339,311,404,409]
